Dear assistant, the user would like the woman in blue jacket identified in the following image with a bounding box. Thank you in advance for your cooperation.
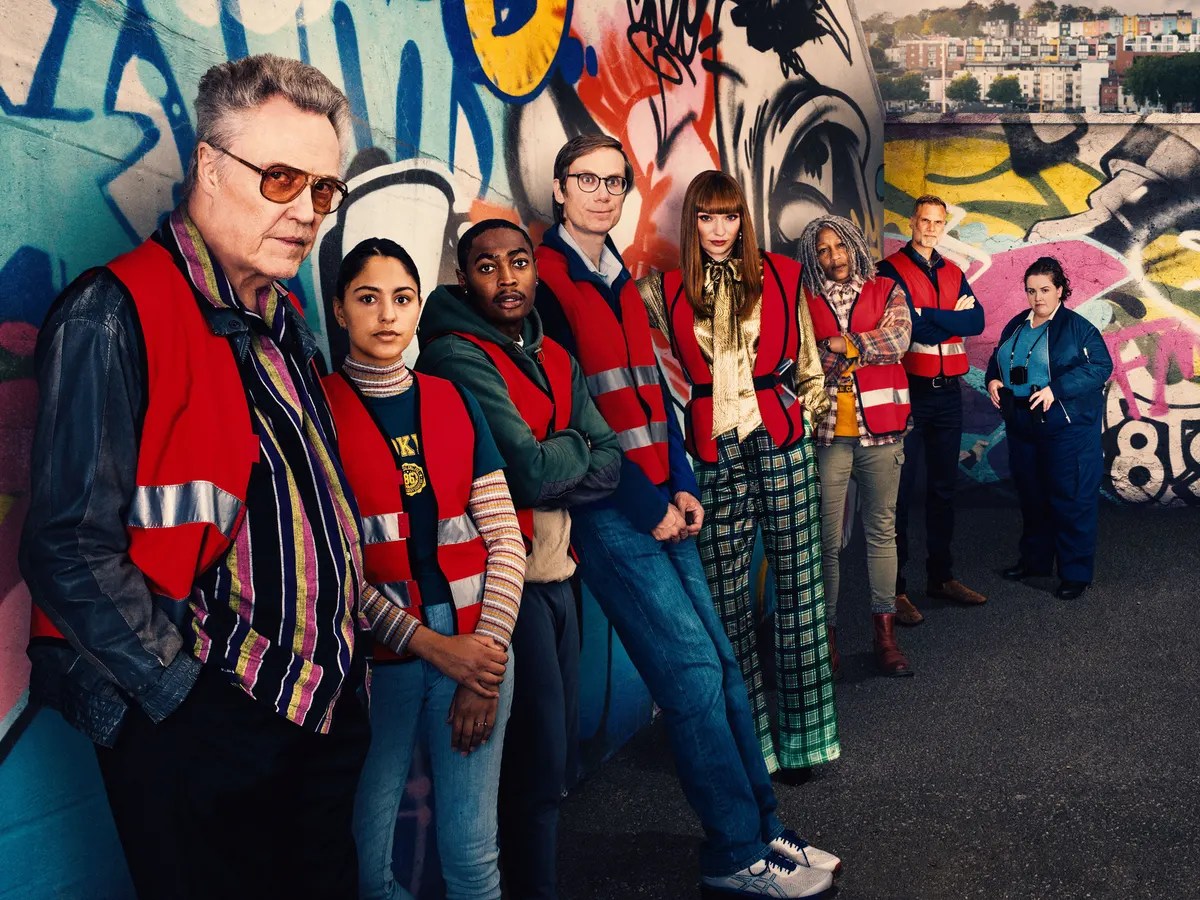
[985,256,1113,600]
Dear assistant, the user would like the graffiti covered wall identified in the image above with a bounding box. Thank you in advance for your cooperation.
[884,114,1200,507]
[0,1,883,897]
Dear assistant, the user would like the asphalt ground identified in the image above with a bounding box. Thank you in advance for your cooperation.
[556,483,1200,900]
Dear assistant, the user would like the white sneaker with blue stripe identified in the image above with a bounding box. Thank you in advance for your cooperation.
[700,850,833,897]
[770,829,844,877]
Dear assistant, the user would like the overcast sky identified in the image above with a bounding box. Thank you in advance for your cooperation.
[853,0,1200,19]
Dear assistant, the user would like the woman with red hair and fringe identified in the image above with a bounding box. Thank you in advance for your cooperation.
[640,170,839,786]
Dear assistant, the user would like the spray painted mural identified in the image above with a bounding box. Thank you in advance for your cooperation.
[884,115,1200,507]
[0,1,882,896]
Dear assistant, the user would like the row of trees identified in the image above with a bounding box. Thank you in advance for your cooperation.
[946,74,1024,104]
[865,2,1121,41]
[1123,54,1200,111]
[878,73,929,103]
[883,59,1200,112]
[877,73,1023,106]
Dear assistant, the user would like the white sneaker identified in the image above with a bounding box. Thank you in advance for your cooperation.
[700,850,833,898]
[770,829,843,877]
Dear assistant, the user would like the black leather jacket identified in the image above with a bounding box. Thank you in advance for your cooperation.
[19,266,323,747]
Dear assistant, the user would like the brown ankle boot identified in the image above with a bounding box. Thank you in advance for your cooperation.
[828,626,840,677]
[872,613,913,677]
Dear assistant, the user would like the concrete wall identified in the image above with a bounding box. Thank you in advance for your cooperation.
[0,2,883,897]
[884,114,1200,506]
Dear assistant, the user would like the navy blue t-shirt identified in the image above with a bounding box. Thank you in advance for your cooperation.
[365,382,505,607]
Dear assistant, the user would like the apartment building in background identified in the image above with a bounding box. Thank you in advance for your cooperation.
[886,11,1199,113]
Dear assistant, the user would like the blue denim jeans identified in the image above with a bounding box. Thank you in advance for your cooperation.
[571,505,783,878]
[353,604,514,900]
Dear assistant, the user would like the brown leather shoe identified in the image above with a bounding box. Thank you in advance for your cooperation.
[894,592,924,626]
[872,613,913,677]
[927,578,987,605]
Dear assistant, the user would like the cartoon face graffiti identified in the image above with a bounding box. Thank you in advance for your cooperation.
[714,0,884,257]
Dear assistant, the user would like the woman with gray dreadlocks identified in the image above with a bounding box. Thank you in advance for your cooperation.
[799,215,915,679]
[639,171,839,790]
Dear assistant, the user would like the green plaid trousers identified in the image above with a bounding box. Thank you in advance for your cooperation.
[695,427,840,771]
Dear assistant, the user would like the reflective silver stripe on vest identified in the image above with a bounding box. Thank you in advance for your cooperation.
[586,365,659,397]
[362,513,403,545]
[909,341,965,355]
[448,572,486,610]
[616,421,670,452]
[380,580,414,609]
[438,512,481,547]
[859,386,911,407]
[632,365,660,388]
[127,482,243,536]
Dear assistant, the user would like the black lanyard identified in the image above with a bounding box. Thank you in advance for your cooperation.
[1006,318,1049,375]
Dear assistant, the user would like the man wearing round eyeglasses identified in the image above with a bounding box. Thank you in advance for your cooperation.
[534,135,840,898]
[20,54,386,899]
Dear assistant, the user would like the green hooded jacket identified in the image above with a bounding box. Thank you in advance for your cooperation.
[415,285,621,510]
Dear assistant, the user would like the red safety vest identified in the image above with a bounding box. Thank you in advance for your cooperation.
[886,250,969,378]
[441,332,574,546]
[30,239,260,643]
[322,371,487,661]
[806,278,912,437]
[535,244,670,485]
[661,252,807,463]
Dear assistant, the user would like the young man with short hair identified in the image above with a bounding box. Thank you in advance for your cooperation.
[417,219,621,899]
[534,135,841,899]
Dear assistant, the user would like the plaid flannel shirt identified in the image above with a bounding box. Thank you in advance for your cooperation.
[814,276,912,447]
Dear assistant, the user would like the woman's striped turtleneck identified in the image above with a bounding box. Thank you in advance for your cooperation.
[342,355,413,398]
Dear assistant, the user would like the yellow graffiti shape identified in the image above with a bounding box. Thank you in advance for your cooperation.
[887,138,1006,198]
[465,0,569,99]
[1038,163,1101,217]
[1143,234,1200,300]
[886,137,1045,219]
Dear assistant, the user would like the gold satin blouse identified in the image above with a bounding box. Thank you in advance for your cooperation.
[637,257,830,442]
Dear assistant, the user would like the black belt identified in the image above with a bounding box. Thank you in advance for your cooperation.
[911,374,960,389]
[691,373,784,399]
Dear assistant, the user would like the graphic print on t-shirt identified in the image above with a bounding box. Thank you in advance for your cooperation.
[391,433,428,497]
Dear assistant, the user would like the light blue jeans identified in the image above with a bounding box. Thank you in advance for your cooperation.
[353,604,514,900]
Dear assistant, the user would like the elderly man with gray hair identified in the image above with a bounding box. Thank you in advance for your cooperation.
[19,55,411,899]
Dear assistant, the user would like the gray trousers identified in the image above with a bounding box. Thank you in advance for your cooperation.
[817,437,904,618]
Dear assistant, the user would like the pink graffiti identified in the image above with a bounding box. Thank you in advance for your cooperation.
[1,579,31,735]
[1104,319,1200,420]
[965,241,1126,371]
[0,321,37,734]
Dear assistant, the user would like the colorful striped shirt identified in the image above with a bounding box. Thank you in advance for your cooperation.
[158,210,375,733]
[360,470,526,654]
